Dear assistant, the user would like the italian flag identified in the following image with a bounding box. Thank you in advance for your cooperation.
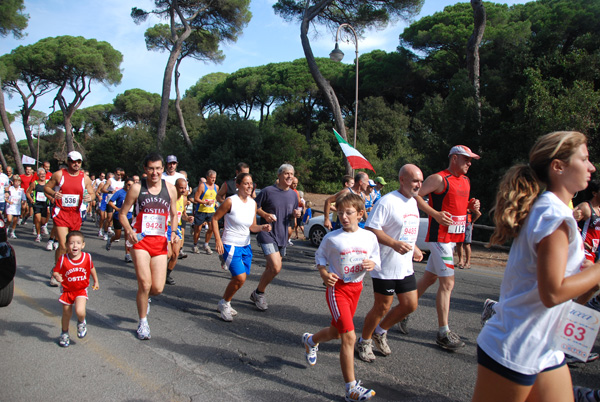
[333,129,376,172]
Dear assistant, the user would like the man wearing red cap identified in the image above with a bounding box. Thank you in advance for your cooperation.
[407,145,481,351]
[44,151,95,286]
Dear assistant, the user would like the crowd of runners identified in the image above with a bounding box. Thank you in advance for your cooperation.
[5,133,600,401]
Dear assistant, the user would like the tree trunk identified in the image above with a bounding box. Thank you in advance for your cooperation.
[0,146,7,172]
[467,0,486,136]
[21,107,37,157]
[174,57,192,148]
[63,115,75,154]
[0,86,24,174]
[301,2,352,175]
[156,2,193,150]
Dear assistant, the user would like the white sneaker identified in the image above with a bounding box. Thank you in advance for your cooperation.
[203,244,213,255]
[32,227,37,235]
[124,254,133,263]
[103,233,108,241]
[98,230,104,238]
[192,245,200,254]
[137,321,151,340]
[41,225,49,235]
[77,320,87,338]
[46,240,53,251]
[250,290,268,311]
[302,333,318,366]
[52,241,59,250]
[35,234,41,243]
[9,232,17,239]
[346,381,375,402]
[217,299,234,322]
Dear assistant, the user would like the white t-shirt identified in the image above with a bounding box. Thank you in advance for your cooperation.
[222,195,256,247]
[162,172,186,186]
[315,228,381,283]
[0,173,10,191]
[365,191,420,280]
[6,186,26,216]
[477,191,584,375]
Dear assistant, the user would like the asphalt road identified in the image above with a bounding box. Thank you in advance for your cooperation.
[1,220,599,401]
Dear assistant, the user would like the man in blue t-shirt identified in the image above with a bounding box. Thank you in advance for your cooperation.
[106,178,134,263]
[251,164,301,311]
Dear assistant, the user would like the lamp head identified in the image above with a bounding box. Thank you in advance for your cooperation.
[329,42,344,62]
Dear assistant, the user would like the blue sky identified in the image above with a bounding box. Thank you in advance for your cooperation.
[1,0,530,140]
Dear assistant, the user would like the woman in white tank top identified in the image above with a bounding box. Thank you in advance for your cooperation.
[211,173,270,322]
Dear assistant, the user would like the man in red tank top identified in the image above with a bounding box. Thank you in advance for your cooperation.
[409,145,481,351]
[44,151,95,286]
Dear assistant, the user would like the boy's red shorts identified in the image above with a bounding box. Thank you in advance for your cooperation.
[326,281,363,334]
[59,288,88,305]
[132,235,168,257]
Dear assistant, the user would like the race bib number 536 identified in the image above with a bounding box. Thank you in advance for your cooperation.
[62,194,79,207]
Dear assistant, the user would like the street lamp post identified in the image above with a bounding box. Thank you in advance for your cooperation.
[330,23,359,156]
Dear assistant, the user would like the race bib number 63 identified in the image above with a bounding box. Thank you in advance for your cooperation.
[552,300,600,362]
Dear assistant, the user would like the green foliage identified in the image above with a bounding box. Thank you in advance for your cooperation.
[113,89,161,127]
[0,0,28,39]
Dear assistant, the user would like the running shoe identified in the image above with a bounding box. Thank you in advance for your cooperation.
[35,234,41,243]
[124,254,133,263]
[46,240,53,251]
[103,233,108,241]
[288,239,294,246]
[32,226,37,235]
[108,228,115,236]
[9,232,17,239]
[302,332,318,366]
[137,321,151,340]
[178,251,188,259]
[397,316,409,335]
[250,290,268,311]
[77,320,87,338]
[203,244,213,255]
[481,298,498,327]
[98,229,104,238]
[566,352,599,367]
[574,386,600,402]
[372,332,392,356]
[586,297,600,313]
[165,273,175,285]
[356,338,376,363]
[53,241,59,250]
[59,332,70,347]
[49,269,59,287]
[217,299,234,322]
[436,330,465,351]
[192,245,200,254]
[345,381,375,402]
[105,236,111,251]
[41,225,49,235]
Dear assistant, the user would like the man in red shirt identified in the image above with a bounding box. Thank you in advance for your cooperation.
[19,165,35,225]
[44,151,95,286]
[408,145,481,351]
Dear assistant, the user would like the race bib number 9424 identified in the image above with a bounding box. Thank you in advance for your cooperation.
[142,214,166,236]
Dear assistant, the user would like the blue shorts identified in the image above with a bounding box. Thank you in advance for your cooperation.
[194,212,213,226]
[222,244,253,277]
[166,225,182,240]
[258,242,286,257]
[477,345,566,386]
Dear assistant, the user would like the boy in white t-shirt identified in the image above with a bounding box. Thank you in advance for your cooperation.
[301,193,381,402]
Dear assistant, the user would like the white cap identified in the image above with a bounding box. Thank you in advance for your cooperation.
[166,155,178,163]
[448,145,480,159]
[67,151,83,161]
[368,179,376,187]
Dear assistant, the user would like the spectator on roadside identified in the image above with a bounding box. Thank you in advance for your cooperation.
[456,208,482,269]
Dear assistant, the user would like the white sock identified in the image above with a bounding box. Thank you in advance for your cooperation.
[345,381,357,392]
[374,325,386,336]
[439,325,449,336]
[140,317,148,324]
[307,335,316,347]
[204,242,209,247]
